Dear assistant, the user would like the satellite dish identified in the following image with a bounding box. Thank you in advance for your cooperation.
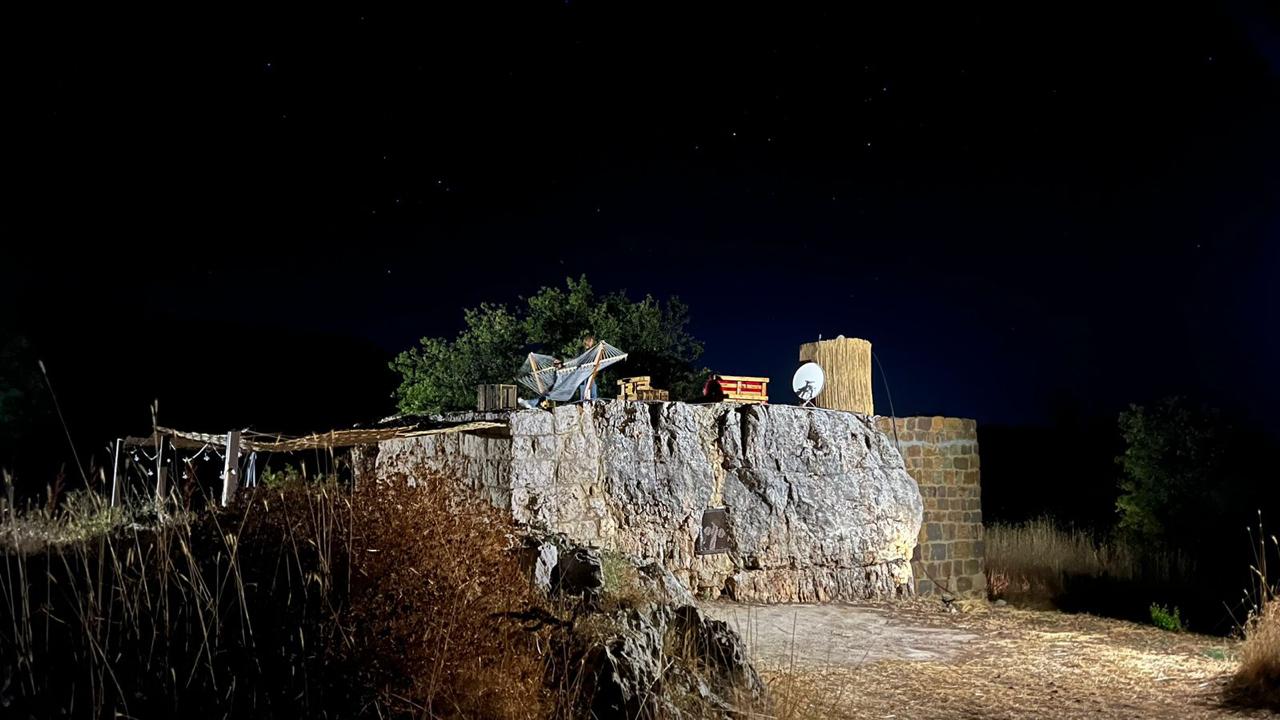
[792,362,825,406]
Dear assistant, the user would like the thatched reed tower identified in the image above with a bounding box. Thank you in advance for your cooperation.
[797,336,874,414]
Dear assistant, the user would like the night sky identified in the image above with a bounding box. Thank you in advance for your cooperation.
[5,4,1278,459]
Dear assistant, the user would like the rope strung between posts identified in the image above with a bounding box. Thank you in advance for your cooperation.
[125,421,509,453]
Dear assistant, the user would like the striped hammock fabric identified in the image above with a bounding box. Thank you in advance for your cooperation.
[517,342,628,401]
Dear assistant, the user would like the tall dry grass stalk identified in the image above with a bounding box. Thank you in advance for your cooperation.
[1228,518,1280,708]
[0,478,355,717]
[985,517,1191,603]
[1233,601,1280,704]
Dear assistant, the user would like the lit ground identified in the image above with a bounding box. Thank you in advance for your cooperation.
[702,599,1267,719]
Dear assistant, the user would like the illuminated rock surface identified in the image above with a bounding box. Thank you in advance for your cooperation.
[373,400,923,602]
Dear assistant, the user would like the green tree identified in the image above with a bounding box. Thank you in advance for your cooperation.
[391,303,524,415]
[1115,397,1233,549]
[391,276,705,414]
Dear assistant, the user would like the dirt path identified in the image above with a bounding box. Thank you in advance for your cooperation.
[702,601,980,666]
[701,599,1268,719]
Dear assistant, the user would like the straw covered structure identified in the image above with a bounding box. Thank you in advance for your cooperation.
[798,336,874,414]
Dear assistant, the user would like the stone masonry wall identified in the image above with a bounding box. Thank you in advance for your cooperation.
[875,416,985,596]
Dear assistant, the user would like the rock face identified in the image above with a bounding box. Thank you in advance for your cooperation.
[372,400,923,602]
[523,534,766,718]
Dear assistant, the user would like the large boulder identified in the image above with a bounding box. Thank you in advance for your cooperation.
[507,401,923,602]
[376,400,923,602]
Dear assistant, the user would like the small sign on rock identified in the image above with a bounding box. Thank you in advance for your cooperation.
[696,507,731,555]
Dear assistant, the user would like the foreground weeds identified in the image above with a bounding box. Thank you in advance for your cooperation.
[0,476,558,718]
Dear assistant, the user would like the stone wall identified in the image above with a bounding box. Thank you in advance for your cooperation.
[367,401,924,603]
[875,416,985,596]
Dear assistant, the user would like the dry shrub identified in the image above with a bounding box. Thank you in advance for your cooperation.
[0,476,557,718]
[1232,600,1280,706]
[348,477,554,718]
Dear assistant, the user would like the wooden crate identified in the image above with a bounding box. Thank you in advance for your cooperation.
[705,374,769,404]
[617,376,670,402]
[476,383,519,411]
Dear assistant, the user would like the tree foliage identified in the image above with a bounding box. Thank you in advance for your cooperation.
[1115,397,1235,549]
[391,276,706,414]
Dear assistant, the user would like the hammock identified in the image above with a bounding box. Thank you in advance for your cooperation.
[517,342,628,402]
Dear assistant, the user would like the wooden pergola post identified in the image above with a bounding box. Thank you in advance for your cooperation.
[110,438,122,507]
[220,430,242,507]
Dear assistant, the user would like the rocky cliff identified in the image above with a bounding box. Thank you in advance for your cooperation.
[372,400,923,602]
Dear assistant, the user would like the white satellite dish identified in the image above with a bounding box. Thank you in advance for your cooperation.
[792,362,825,406]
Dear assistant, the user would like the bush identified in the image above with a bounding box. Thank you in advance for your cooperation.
[1149,603,1183,632]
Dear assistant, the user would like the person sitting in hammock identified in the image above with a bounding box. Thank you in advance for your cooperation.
[516,338,626,409]
[578,334,598,401]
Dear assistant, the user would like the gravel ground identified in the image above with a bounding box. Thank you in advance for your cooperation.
[702,599,1270,719]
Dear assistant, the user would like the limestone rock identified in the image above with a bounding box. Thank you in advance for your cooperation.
[568,580,766,718]
[376,400,923,602]
[511,401,923,602]
[532,542,559,594]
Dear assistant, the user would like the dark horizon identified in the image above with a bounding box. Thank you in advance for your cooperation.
[4,4,1278,475]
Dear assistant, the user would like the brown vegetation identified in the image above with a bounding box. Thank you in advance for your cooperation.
[348,478,554,718]
[1230,600,1280,707]
[0,475,560,718]
[0,471,772,719]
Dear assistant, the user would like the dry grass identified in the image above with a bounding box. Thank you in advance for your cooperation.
[348,477,554,718]
[0,471,772,719]
[985,517,1191,604]
[1231,601,1280,707]
[1225,525,1280,710]
[0,473,562,718]
[0,479,354,717]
